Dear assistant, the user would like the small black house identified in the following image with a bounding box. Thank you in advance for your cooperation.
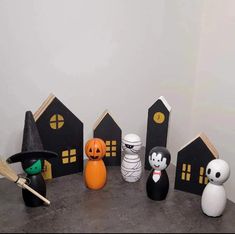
[174,133,218,196]
[145,96,171,170]
[34,94,83,179]
[94,110,122,166]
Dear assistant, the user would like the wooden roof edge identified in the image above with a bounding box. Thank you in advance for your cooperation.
[179,132,219,158]
[200,132,219,158]
[93,109,120,131]
[34,93,56,121]
[150,96,171,112]
[158,96,171,112]
[93,109,109,130]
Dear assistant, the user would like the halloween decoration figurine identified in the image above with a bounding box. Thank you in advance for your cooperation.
[201,159,230,217]
[34,94,84,180]
[0,159,50,205]
[145,96,171,170]
[84,138,107,190]
[7,111,57,207]
[94,110,122,167]
[146,146,171,201]
[175,133,219,196]
[121,134,142,183]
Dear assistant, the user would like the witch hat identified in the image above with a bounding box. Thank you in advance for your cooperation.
[7,111,57,164]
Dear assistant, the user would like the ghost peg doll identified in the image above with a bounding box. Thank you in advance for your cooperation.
[201,159,230,217]
[146,146,171,201]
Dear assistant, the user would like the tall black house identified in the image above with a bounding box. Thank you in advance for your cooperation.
[175,133,218,196]
[94,110,122,166]
[145,96,171,170]
[34,94,83,179]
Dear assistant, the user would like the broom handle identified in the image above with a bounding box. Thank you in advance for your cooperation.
[21,183,50,205]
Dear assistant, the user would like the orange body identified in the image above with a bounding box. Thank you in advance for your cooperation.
[85,160,107,190]
[84,138,107,190]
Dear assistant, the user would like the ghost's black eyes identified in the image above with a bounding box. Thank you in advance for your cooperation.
[216,172,221,178]
[207,168,211,175]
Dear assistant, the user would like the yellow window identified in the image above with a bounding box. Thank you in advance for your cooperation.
[70,156,77,163]
[62,158,69,164]
[181,163,191,182]
[62,149,77,164]
[62,150,69,157]
[105,140,117,157]
[70,149,76,156]
[50,114,64,129]
[153,112,165,124]
[199,167,208,185]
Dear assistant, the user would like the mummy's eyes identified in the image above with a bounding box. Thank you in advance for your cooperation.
[125,144,134,149]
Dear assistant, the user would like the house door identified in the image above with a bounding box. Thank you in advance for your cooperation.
[42,160,52,180]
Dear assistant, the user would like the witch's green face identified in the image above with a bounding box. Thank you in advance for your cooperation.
[25,160,42,175]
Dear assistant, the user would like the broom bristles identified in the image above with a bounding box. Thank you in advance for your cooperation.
[0,160,18,182]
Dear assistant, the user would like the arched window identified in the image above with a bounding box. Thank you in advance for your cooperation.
[50,114,64,129]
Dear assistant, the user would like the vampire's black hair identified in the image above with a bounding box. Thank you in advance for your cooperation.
[149,146,171,167]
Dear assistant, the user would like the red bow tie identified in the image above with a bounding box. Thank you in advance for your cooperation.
[153,171,161,175]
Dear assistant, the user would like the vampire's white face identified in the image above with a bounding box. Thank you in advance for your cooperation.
[206,159,230,185]
[149,152,167,171]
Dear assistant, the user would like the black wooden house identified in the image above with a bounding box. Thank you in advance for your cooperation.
[34,94,83,179]
[94,110,122,166]
[174,133,218,196]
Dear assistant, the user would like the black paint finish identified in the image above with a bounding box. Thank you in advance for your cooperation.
[146,170,169,201]
[145,99,170,170]
[175,137,216,196]
[94,113,121,166]
[22,174,46,207]
[36,97,84,178]
[7,111,57,207]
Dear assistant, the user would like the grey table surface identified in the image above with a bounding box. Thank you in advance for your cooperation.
[0,153,234,233]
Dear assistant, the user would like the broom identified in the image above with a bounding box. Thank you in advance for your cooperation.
[0,159,50,205]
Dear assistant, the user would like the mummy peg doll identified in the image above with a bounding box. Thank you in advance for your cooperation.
[201,159,230,217]
[146,146,171,201]
[121,134,142,182]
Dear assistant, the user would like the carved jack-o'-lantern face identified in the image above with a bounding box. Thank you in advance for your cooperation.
[85,138,106,160]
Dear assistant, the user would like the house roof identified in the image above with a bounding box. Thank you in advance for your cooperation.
[150,96,171,112]
[93,110,120,130]
[179,133,219,158]
[34,94,55,121]
[34,94,83,127]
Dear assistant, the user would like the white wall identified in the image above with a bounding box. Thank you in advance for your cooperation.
[191,0,235,202]
[1,1,234,202]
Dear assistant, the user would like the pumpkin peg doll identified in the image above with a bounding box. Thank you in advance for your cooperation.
[84,138,107,190]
